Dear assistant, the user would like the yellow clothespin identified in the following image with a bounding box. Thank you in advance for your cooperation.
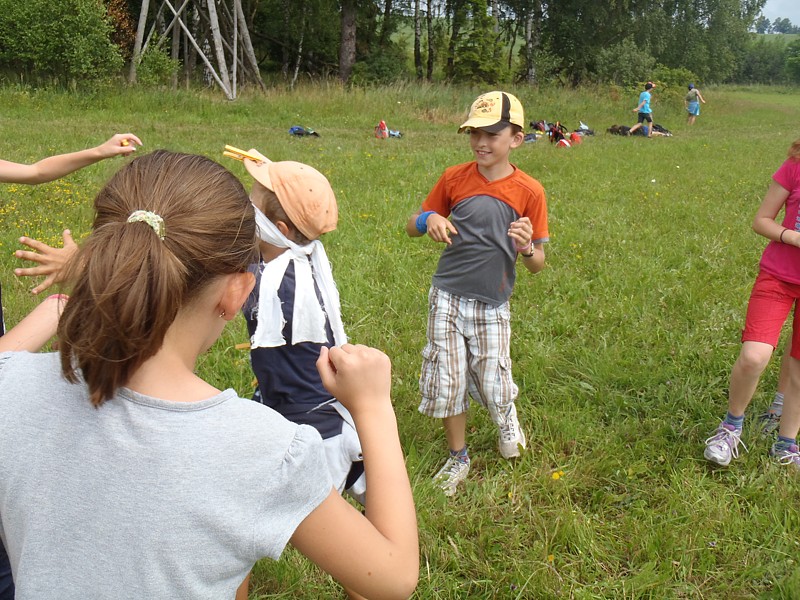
[223,145,264,162]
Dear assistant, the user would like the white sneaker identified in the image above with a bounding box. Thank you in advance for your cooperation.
[704,423,747,467]
[498,405,527,459]
[433,456,470,497]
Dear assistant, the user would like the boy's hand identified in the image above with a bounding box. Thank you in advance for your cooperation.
[427,213,458,245]
[14,230,78,294]
[317,344,392,415]
[508,217,532,249]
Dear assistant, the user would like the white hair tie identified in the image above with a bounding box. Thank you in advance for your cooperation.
[127,210,165,240]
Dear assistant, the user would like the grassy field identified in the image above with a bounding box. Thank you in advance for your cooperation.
[2,81,800,598]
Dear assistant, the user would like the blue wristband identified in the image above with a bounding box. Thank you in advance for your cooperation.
[416,211,436,234]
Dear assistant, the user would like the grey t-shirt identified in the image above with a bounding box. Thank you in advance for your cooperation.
[0,351,332,600]
[432,194,519,306]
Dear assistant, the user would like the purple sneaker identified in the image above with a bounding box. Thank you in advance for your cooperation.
[770,443,800,471]
[704,423,747,467]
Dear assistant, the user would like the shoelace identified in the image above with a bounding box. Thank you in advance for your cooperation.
[776,448,800,466]
[440,457,467,478]
[500,420,518,443]
[705,427,748,459]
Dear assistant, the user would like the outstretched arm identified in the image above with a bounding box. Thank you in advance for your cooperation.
[0,133,142,184]
[14,230,78,294]
[290,344,419,600]
[0,294,67,352]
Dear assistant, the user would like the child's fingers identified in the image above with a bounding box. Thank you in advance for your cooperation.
[31,274,58,295]
[316,346,338,391]
[17,236,52,254]
[61,229,76,248]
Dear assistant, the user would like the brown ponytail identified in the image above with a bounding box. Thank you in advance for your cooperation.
[57,151,256,406]
[789,139,800,161]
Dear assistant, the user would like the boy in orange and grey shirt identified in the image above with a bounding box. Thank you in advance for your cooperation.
[406,90,549,496]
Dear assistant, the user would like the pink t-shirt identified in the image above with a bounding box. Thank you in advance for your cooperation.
[759,157,800,284]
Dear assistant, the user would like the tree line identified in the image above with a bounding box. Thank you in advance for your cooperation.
[0,0,798,90]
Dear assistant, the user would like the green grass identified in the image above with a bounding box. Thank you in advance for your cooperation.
[2,81,800,598]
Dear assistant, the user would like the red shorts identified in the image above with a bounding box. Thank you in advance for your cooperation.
[742,271,800,358]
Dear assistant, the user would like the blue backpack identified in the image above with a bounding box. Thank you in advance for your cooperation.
[289,126,320,137]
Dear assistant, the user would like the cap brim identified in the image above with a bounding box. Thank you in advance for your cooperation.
[458,120,512,134]
[243,148,274,191]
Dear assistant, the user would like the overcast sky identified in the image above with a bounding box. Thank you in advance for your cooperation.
[760,0,800,25]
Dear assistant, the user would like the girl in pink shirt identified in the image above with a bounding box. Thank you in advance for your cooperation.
[705,139,800,470]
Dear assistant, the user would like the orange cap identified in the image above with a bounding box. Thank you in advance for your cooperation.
[243,149,338,240]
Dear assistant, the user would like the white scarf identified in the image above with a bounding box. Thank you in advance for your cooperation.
[251,205,347,348]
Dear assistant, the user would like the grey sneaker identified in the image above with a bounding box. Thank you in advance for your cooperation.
[498,404,527,459]
[433,456,470,496]
[770,443,800,471]
[704,423,747,467]
[757,411,781,438]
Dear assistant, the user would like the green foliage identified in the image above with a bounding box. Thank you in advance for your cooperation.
[0,0,122,84]
[594,39,657,87]
[350,41,410,85]
[452,0,509,84]
[786,39,800,83]
[651,65,699,99]
[736,35,790,84]
[135,44,179,87]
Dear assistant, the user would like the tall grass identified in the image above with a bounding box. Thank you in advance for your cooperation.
[1,82,800,598]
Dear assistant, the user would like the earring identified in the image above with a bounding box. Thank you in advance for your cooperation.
[219,311,226,318]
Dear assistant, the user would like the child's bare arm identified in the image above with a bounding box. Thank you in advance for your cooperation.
[0,294,67,352]
[508,218,545,273]
[14,230,78,294]
[0,133,142,184]
[406,210,458,244]
[289,344,419,599]
[520,242,546,273]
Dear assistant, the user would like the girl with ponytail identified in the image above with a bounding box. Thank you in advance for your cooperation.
[0,151,418,600]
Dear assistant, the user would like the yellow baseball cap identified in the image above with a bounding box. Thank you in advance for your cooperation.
[243,149,338,240]
[458,91,525,133]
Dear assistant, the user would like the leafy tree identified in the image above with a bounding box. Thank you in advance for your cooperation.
[595,39,657,87]
[0,0,123,83]
[753,14,771,33]
[771,17,793,34]
[786,38,800,83]
[735,34,788,83]
[451,0,507,84]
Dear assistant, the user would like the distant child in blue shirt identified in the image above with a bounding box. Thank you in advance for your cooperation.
[629,82,656,137]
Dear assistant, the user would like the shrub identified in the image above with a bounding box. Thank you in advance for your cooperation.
[595,39,656,87]
[0,0,122,84]
[351,41,410,85]
[136,44,180,87]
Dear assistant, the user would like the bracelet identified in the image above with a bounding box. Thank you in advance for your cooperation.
[415,211,436,234]
[520,247,535,258]
[46,294,69,301]
[780,228,790,244]
[515,240,532,252]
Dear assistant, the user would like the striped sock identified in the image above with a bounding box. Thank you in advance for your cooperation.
[723,412,744,431]
[769,392,784,417]
[450,445,469,463]
[774,435,796,453]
